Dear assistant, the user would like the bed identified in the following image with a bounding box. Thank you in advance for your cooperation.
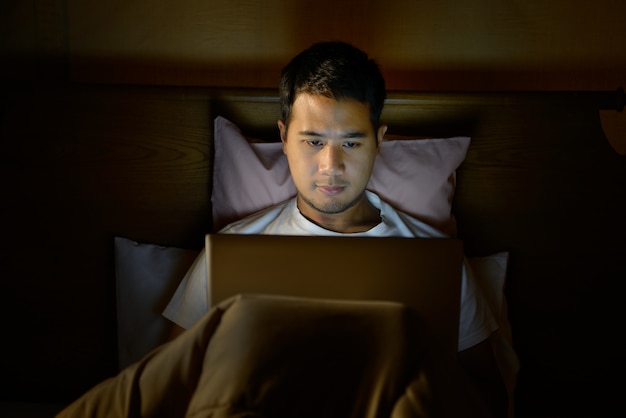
[1,83,624,417]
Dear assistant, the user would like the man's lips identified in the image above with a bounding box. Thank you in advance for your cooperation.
[317,185,346,196]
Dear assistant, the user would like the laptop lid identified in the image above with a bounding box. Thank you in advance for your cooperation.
[206,233,463,351]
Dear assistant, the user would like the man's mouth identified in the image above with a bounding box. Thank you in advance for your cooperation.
[317,185,346,196]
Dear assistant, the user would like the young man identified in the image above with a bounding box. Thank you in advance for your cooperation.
[164,41,506,415]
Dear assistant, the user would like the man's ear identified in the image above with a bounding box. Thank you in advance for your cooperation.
[278,120,287,142]
[377,124,387,150]
[278,120,287,153]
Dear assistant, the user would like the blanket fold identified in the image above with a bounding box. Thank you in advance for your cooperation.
[57,294,489,418]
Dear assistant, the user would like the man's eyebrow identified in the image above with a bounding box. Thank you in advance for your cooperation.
[297,130,367,138]
[342,131,367,139]
[298,130,323,137]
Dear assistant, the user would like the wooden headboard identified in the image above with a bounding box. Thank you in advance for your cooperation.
[2,83,625,416]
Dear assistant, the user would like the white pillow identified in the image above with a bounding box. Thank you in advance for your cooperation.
[468,252,519,416]
[211,116,470,236]
[114,237,198,369]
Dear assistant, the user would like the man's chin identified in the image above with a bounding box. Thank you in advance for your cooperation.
[299,193,362,215]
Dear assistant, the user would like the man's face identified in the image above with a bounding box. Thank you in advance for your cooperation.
[278,93,386,223]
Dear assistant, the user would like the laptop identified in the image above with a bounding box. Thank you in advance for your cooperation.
[205,233,463,351]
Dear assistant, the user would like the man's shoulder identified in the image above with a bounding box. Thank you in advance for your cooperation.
[219,198,296,234]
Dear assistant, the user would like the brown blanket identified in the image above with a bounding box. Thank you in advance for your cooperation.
[57,294,490,418]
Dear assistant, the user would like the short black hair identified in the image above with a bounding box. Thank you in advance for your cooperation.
[279,41,386,129]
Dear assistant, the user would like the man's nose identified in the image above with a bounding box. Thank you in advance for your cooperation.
[318,145,345,175]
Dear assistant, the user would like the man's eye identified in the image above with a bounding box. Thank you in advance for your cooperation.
[343,142,360,149]
[306,140,324,147]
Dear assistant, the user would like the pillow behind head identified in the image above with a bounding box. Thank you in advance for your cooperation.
[367,135,470,236]
[212,116,296,232]
[211,116,470,236]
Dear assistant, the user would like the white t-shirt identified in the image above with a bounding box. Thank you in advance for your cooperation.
[163,191,497,351]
